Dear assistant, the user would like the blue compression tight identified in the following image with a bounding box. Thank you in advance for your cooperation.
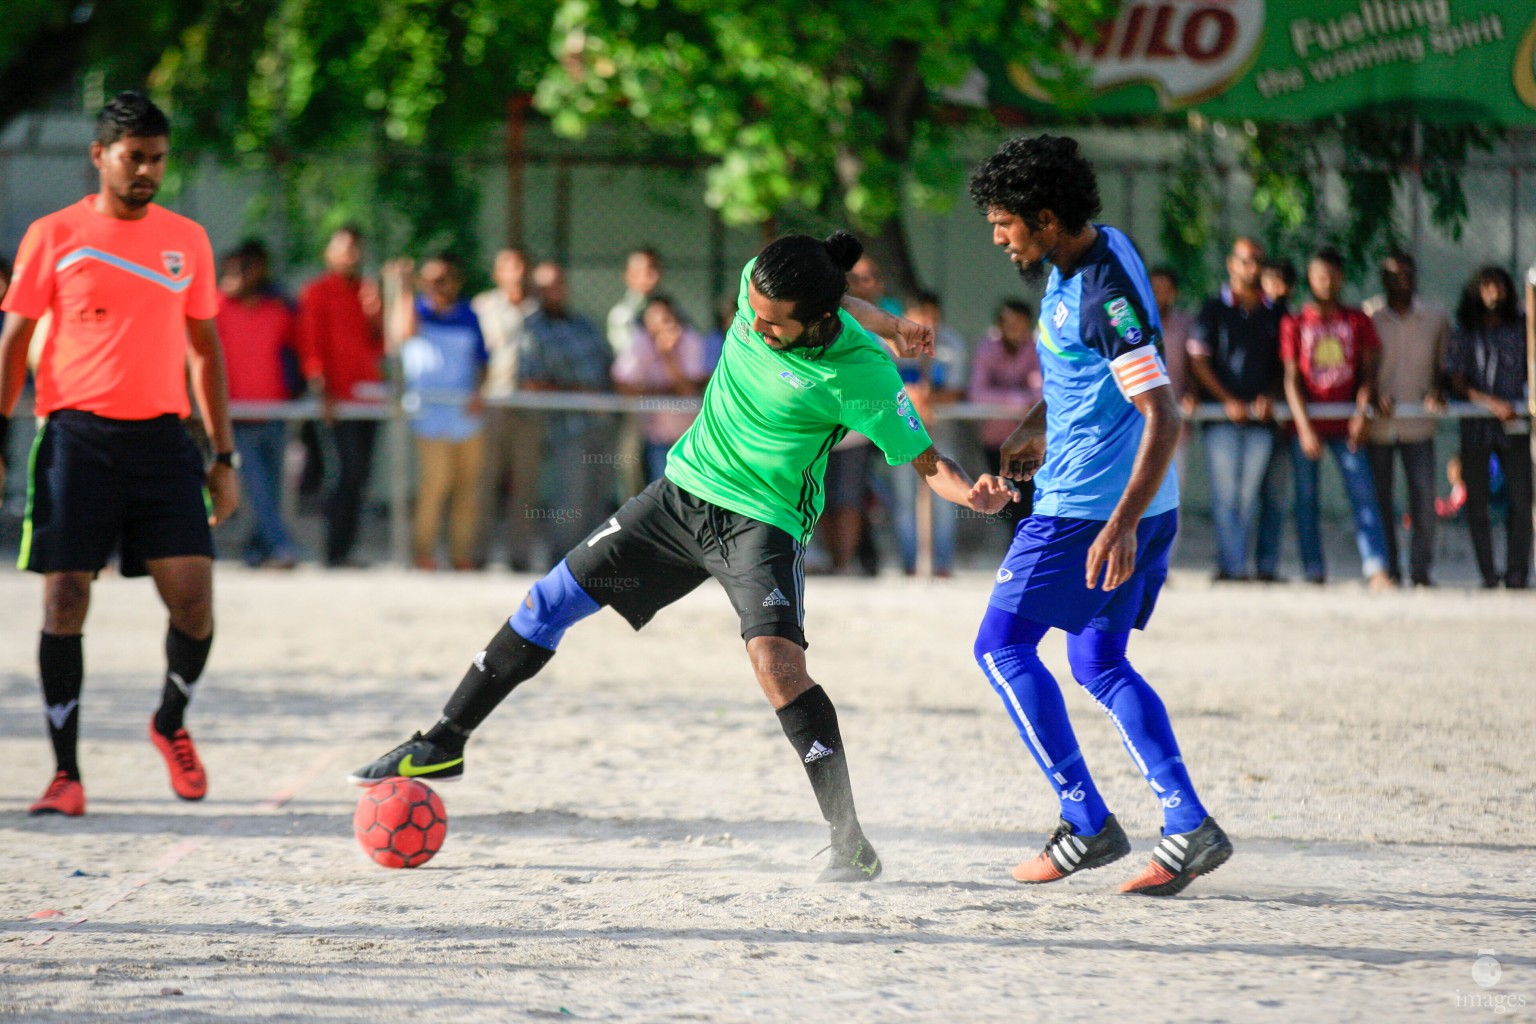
[974,607,1208,835]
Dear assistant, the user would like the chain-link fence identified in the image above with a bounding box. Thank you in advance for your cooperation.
[3,113,1534,579]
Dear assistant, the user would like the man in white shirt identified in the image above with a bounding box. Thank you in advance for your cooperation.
[471,248,542,570]
[1362,251,1450,586]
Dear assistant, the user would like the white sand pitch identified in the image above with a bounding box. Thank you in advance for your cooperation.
[1,566,1532,1022]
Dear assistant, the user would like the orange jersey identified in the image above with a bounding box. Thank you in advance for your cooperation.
[2,197,219,419]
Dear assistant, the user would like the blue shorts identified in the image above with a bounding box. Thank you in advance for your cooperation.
[987,510,1177,635]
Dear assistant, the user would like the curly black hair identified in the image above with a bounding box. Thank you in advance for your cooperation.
[94,91,170,147]
[1455,266,1521,332]
[968,135,1102,233]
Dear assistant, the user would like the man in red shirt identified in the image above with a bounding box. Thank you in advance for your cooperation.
[1281,246,1391,589]
[0,92,241,816]
[296,226,384,566]
[218,241,300,567]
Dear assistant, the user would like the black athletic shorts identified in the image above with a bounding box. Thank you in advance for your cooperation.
[563,477,808,647]
[21,410,214,577]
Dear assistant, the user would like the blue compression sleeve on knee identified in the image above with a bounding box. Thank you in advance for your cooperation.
[974,607,1109,834]
[1066,628,1208,834]
[509,560,600,651]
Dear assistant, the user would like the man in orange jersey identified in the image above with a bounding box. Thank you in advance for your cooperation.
[0,92,240,816]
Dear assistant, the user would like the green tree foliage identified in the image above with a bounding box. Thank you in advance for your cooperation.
[1161,112,1497,285]
[1159,128,1221,300]
[152,0,557,262]
[536,0,1110,293]
[0,1,207,132]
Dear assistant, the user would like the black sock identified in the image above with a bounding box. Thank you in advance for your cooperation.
[154,626,212,737]
[776,685,859,832]
[39,633,84,780]
[425,623,554,754]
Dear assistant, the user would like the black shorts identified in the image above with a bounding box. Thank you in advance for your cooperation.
[563,477,808,647]
[21,410,214,577]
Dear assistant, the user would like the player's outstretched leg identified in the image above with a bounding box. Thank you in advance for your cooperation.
[31,630,87,817]
[348,562,595,786]
[974,608,1131,882]
[752,638,880,883]
[1065,628,1233,896]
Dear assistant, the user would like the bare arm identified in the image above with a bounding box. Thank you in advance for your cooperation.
[840,294,933,358]
[187,317,241,525]
[1085,385,1182,591]
[1349,346,1379,448]
[1455,372,1518,422]
[997,399,1048,480]
[1284,357,1320,458]
[0,314,38,484]
[384,260,417,352]
[1188,352,1254,423]
[0,314,37,417]
[909,445,1015,514]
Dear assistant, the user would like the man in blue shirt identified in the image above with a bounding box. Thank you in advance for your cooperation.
[389,253,489,570]
[521,262,616,559]
[968,135,1232,897]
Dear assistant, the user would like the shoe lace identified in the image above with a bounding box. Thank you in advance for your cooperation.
[1041,822,1073,856]
[169,734,199,773]
[44,773,74,799]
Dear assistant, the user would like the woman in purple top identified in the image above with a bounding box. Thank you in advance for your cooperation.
[969,299,1043,519]
[612,295,710,483]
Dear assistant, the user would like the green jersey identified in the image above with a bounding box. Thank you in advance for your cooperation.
[665,260,933,542]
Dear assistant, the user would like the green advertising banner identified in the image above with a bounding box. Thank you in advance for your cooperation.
[988,0,1536,124]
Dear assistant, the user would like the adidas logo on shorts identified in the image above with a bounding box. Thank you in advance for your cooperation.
[762,588,790,608]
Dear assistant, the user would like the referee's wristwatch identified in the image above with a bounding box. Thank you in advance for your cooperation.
[212,450,242,470]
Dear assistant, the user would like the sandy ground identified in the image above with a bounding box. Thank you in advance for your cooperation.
[1,565,1533,1023]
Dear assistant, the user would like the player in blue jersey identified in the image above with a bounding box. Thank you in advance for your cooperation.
[967,135,1232,896]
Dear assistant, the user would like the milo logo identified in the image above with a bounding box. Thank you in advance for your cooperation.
[1105,296,1144,342]
[1517,12,1536,110]
[1011,0,1265,108]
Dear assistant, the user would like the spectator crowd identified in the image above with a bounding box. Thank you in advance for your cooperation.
[3,229,1532,588]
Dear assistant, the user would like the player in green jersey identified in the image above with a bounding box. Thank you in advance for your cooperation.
[351,231,1014,881]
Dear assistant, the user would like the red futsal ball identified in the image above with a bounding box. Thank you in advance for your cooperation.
[353,777,448,868]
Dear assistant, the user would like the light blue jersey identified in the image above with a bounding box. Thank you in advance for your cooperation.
[1031,225,1179,521]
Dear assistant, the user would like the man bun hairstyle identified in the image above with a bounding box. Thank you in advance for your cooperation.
[823,230,863,274]
[751,231,864,326]
[95,91,170,147]
[968,134,1101,234]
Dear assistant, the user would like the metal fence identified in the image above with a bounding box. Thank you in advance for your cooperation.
[4,387,1522,576]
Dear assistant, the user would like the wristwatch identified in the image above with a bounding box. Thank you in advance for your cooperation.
[212,450,242,469]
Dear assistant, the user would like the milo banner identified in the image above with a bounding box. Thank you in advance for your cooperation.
[989,0,1536,124]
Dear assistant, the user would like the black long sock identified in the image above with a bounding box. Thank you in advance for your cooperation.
[154,626,212,736]
[776,685,859,832]
[424,623,554,754]
[39,633,84,780]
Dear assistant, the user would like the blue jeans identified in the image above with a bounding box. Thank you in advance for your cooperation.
[234,420,299,565]
[1253,435,1289,576]
[1291,435,1388,580]
[1202,422,1274,577]
[893,460,955,573]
